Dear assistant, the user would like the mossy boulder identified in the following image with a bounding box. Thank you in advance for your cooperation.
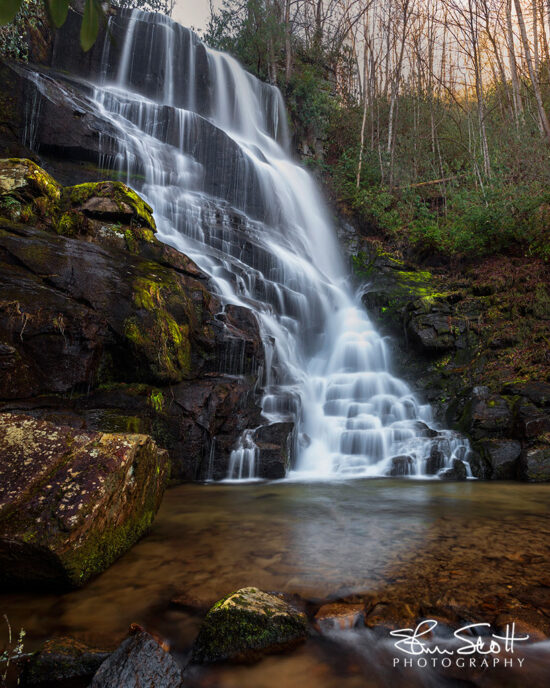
[192,587,308,663]
[0,413,169,588]
[64,180,156,232]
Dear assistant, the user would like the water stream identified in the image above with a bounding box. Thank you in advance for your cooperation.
[52,9,470,480]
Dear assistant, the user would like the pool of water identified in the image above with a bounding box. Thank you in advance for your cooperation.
[2,479,550,686]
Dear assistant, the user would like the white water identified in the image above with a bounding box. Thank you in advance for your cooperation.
[79,10,470,479]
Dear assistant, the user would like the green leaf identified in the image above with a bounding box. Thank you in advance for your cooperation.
[80,0,100,52]
[0,0,23,25]
[48,0,70,28]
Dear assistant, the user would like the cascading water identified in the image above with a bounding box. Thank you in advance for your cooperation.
[50,9,470,480]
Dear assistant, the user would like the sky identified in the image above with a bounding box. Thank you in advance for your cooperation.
[172,0,215,33]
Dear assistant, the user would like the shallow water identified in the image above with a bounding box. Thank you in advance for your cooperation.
[2,480,550,685]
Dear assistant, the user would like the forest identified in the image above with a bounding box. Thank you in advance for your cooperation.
[204,0,550,257]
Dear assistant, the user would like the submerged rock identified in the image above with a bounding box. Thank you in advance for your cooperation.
[21,637,109,687]
[192,587,308,663]
[0,414,169,587]
[90,629,183,688]
[314,603,365,632]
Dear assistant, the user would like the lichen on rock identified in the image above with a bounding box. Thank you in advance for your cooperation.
[0,413,169,587]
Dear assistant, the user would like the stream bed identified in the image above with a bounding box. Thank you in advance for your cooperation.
[2,479,550,686]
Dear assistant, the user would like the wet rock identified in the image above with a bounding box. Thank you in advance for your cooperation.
[191,587,308,663]
[21,637,109,687]
[314,603,365,632]
[0,161,265,481]
[254,422,295,479]
[90,630,183,688]
[388,455,414,476]
[477,439,521,479]
[0,414,169,587]
[426,446,445,475]
[521,445,550,482]
[515,402,550,439]
[439,458,467,481]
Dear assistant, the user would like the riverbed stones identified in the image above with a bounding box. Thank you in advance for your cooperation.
[0,413,169,587]
[191,587,308,663]
[90,630,183,688]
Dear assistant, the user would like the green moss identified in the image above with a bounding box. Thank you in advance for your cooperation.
[55,211,81,237]
[65,181,156,232]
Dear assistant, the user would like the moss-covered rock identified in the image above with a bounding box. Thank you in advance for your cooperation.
[192,587,308,663]
[0,413,169,588]
[64,180,156,232]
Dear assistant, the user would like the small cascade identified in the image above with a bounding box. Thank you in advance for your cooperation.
[227,431,259,481]
[50,9,470,480]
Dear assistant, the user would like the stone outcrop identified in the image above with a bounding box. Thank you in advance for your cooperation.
[90,629,184,688]
[0,160,265,482]
[192,587,308,663]
[355,240,550,481]
[0,414,169,587]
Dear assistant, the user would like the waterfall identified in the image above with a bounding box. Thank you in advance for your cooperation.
[62,9,470,480]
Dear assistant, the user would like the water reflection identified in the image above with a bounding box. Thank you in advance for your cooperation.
[1,480,550,687]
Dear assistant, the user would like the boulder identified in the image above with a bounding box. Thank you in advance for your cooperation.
[514,402,550,439]
[90,630,183,688]
[387,455,414,476]
[439,458,467,481]
[477,439,521,479]
[253,422,295,479]
[521,445,550,482]
[191,587,308,663]
[426,446,445,475]
[21,637,109,687]
[0,414,169,587]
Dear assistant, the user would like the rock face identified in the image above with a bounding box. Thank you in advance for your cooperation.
[21,637,109,687]
[90,630,184,688]
[356,242,550,482]
[0,414,169,587]
[253,422,295,479]
[192,587,308,663]
[0,160,265,481]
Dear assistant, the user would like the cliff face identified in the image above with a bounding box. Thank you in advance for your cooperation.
[0,159,266,482]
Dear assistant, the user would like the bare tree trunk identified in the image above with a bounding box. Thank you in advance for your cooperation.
[515,0,550,140]
[507,0,523,125]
